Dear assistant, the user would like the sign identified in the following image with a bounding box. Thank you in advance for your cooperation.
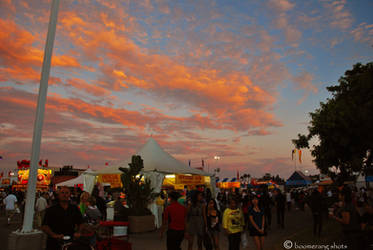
[100,174,122,188]
[18,169,52,186]
[1,178,10,185]
[175,175,204,185]
[218,182,240,189]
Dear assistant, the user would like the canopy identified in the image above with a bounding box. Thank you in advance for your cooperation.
[286,171,312,186]
[96,138,210,176]
[56,168,96,193]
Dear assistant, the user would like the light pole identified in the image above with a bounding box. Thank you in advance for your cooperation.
[213,155,221,176]
[21,0,60,233]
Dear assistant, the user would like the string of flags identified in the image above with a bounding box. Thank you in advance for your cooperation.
[291,149,302,163]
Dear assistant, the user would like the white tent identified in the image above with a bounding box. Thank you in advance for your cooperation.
[96,138,211,228]
[96,138,210,176]
[56,168,96,193]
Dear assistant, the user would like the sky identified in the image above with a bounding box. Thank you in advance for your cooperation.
[0,0,372,179]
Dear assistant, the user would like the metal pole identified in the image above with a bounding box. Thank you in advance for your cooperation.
[21,0,60,233]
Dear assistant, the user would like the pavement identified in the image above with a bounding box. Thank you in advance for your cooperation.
[0,207,343,250]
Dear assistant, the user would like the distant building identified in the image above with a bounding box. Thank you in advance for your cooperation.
[51,165,86,186]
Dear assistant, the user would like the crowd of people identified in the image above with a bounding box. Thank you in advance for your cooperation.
[1,184,373,250]
[158,185,373,250]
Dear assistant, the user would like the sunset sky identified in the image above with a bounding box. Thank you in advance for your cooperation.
[1,0,372,179]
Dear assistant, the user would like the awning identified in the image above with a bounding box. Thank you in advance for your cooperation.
[286,180,311,186]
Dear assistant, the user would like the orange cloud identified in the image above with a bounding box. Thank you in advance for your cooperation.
[0,18,82,84]
[66,78,111,97]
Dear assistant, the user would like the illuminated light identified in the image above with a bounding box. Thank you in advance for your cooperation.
[165,174,175,178]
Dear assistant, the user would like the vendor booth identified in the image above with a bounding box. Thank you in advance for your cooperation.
[96,138,211,188]
[217,177,240,189]
[96,138,211,228]
[286,171,312,187]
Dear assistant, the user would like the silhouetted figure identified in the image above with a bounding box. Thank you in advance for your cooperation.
[274,189,285,229]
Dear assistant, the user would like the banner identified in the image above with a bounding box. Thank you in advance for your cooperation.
[18,169,52,185]
[100,174,122,188]
[175,174,204,185]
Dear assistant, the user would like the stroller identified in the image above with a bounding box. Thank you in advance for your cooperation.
[96,221,132,250]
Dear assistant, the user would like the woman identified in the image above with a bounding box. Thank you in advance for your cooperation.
[206,199,221,250]
[186,191,206,250]
[249,195,266,250]
[330,187,361,250]
[222,198,244,250]
[79,191,90,216]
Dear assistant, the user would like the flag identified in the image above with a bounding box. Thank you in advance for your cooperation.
[45,159,48,167]
[202,159,205,168]
[105,162,109,166]
[38,159,42,166]
[237,170,240,181]
[291,149,296,160]
[188,160,191,167]
[299,150,302,163]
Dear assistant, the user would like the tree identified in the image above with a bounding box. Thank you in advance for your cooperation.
[119,155,154,216]
[293,62,373,183]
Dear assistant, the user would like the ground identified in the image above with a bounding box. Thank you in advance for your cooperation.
[0,206,344,250]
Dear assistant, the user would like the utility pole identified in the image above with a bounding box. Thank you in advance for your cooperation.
[21,0,60,233]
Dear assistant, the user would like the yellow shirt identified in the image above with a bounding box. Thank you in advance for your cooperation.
[222,208,244,234]
[155,196,165,206]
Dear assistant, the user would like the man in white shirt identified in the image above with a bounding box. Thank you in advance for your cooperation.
[35,192,49,228]
[3,191,18,225]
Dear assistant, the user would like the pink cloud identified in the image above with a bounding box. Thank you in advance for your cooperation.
[350,22,373,45]
[322,0,353,30]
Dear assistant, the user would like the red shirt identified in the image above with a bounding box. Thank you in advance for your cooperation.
[164,201,187,230]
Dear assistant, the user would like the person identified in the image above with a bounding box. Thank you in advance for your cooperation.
[83,196,102,248]
[155,193,165,228]
[35,192,49,228]
[259,188,273,231]
[3,191,17,225]
[206,199,221,250]
[186,191,206,250]
[330,186,361,250]
[274,189,285,229]
[307,189,324,237]
[85,196,102,223]
[91,186,107,221]
[42,186,84,250]
[160,191,187,250]
[79,191,90,216]
[222,198,244,250]
[249,195,266,250]
[113,192,129,221]
[286,191,292,211]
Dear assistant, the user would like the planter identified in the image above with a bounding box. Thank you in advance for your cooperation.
[128,214,155,233]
